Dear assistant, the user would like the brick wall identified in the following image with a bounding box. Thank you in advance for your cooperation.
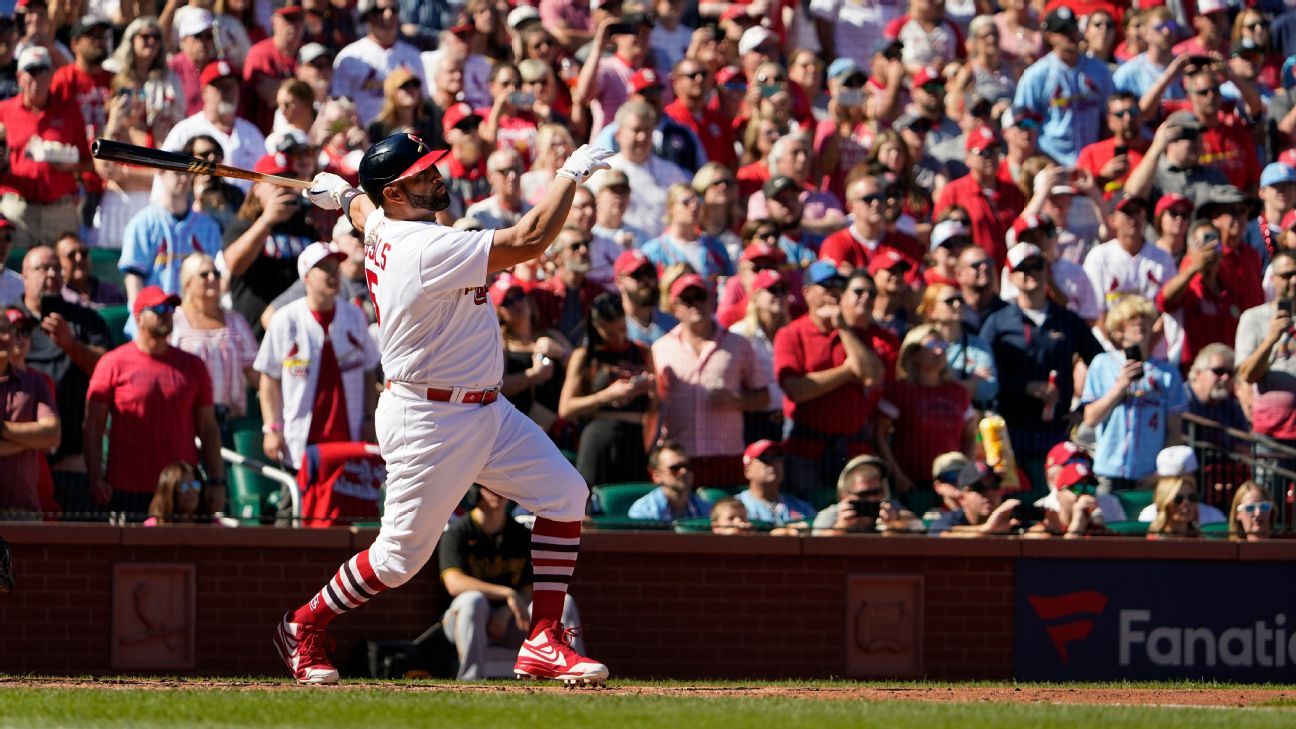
[0,525,1278,679]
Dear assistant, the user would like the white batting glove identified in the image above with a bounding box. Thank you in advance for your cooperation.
[304,172,355,211]
[556,145,615,183]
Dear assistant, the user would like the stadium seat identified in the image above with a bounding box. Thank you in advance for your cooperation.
[229,428,283,524]
[1105,520,1150,536]
[89,247,124,287]
[699,487,730,504]
[1201,522,1231,538]
[591,483,655,517]
[588,515,672,531]
[97,305,131,347]
[1113,490,1156,517]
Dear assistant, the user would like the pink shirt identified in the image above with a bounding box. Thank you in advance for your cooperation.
[651,323,769,458]
[539,0,592,33]
[170,308,259,416]
[590,55,635,140]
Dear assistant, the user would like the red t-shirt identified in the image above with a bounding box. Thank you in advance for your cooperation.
[1160,103,1258,191]
[736,161,771,202]
[934,174,1025,268]
[773,316,898,457]
[50,64,110,195]
[168,53,203,117]
[1156,276,1244,368]
[243,38,297,133]
[818,227,924,286]
[880,379,971,486]
[0,94,91,204]
[1076,137,1147,200]
[307,308,350,446]
[664,99,736,169]
[86,344,213,493]
[0,366,57,512]
[298,441,383,527]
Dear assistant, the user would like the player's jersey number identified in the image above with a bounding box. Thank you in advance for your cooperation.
[365,241,392,326]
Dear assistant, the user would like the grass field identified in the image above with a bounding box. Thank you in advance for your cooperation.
[2,679,1296,729]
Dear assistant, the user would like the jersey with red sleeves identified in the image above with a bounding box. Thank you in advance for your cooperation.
[298,441,386,527]
[362,211,503,388]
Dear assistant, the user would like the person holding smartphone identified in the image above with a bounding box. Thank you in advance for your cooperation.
[811,455,921,536]
[1081,295,1188,492]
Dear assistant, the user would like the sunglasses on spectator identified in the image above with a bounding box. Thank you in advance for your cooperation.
[943,295,965,307]
[1173,493,1200,505]
[849,287,876,298]
[630,268,657,283]
[679,291,708,307]
[1164,207,1190,219]
[1247,20,1270,31]
[1067,482,1097,496]
[144,303,175,315]
[62,247,88,260]
[1192,87,1220,98]
[1237,502,1274,515]
[1109,108,1138,119]
[1153,21,1177,33]
[1210,366,1233,377]
[136,31,161,43]
[920,82,945,94]
[966,259,992,269]
[197,270,221,280]
[662,461,691,474]
[964,480,1000,495]
[856,193,886,206]
[178,479,203,493]
[677,70,706,81]
[766,284,790,297]
[1017,259,1046,274]
[400,79,421,92]
[564,239,590,251]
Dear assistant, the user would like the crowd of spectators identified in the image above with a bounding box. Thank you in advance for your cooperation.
[0,0,1293,539]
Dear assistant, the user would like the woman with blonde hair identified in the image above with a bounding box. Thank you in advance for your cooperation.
[919,283,998,409]
[365,67,439,146]
[1148,474,1201,538]
[640,184,735,281]
[875,324,977,511]
[170,253,259,443]
[522,124,576,205]
[736,111,789,198]
[693,162,744,260]
[144,462,205,525]
[1229,481,1275,541]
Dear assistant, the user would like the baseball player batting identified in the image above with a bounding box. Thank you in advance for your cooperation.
[272,133,614,686]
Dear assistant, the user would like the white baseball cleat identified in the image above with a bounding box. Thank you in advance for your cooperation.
[514,623,609,687]
[273,612,340,685]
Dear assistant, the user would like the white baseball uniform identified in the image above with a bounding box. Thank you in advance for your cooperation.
[361,210,587,589]
[332,38,425,125]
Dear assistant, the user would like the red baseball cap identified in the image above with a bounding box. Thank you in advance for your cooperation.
[715,66,744,88]
[132,285,180,316]
[742,439,784,465]
[274,5,305,18]
[668,273,708,302]
[1281,148,1296,168]
[866,249,910,276]
[1045,441,1081,470]
[448,22,475,37]
[253,152,292,176]
[965,125,1000,154]
[4,306,36,331]
[199,60,237,87]
[720,4,751,21]
[630,68,662,94]
[614,249,654,277]
[1013,214,1051,239]
[750,269,785,293]
[912,66,941,87]
[1055,461,1098,490]
[488,275,528,308]
[740,242,786,264]
[442,102,483,135]
[1154,193,1192,220]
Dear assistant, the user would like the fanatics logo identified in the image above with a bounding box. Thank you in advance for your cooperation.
[1028,591,1108,665]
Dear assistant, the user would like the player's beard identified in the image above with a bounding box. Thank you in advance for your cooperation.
[406,187,450,213]
[147,318,174,338]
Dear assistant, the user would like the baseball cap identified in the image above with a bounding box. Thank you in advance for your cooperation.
[738,26,775,56]
[253,152,293,176]
[1042,6,1080,34]
[298,42,333,66]
[442,102,483,135]
[613,249,654,277]
[1055,461,1098,491]
[1262,162,1296,188]
[1194,184,1256,220]
[1012,214,1053,241]
[1114,195,1149,215]
[200,60,237,87]
[956,461,999,490]
[742,439,784,465]
[630,68,662,94]
[177,9,214,38]
[447,22,475,37]
[4,306,36,333]
[1007,243,1044,272]
[912,66,941,88]
[763,175,801,200]
[1000,106,1042,130]
[488,275,527,308]
[274,5,305,19]
[1155,193,1193,219]
[893,113,931,134]
[1163,110,1202,142]
[1156,445,1199,477]
[600,168,631,191]
[965,125,1000,154]
[668,273,708,302]
[866,249,910,277]
[358,133,451,204]
[297,241,346,280]
[17,47,51,73]
[1045,440,1089,471]
[750,269,785,293]
[507,5,541,29]
[805,260,845,287]
[839,454,891,487]
[1197,0,1228,15]
[930,219,969,251]
[740,242,786,264]
[827,58,863,81]
[70,15,110,38]
[132,286,180,316]
[931,452,971,481]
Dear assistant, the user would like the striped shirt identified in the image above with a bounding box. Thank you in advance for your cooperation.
[169,307,258,416]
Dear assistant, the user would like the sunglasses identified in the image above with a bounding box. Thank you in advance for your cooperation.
[943,295,965,307]
[1192,87,1220,98]
[967,259,992,269]
[1109,108,1138,119]
[193,31,215,41]
[1273,270,1296,280]
[136,32,161,42]
[849,287,876,298]
[679,291,708,307]
[921,83,945,94]
[663,461,691,474]
[1153,21,1177,33]
[857,193,886,206]
[1210,366,1233,377]
[1173,493,1201,505]
[197,270,221,280]
[1067,482,1097,496]
[144,303,175,315]
[1164,208,1190,219]
[765,284,789,297]
[1237,501,1274,515]
[178,479,203,493]
[1247,20,1270,31]
[1016,260,1046,274]
[630,268,657,283]
[677,70,706,81]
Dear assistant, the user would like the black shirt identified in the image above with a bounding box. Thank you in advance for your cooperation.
[19,300,110,458]
[438,512,533,593]
[224,209,320,339]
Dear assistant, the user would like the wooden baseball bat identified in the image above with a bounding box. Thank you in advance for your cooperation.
[91,138,312,190]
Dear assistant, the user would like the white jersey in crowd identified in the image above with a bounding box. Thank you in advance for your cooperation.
[362,210,503,389]
[157,112,266,196]
[1000,256,1100,322]
[1081,239,1176,314]
[332,37,426,125]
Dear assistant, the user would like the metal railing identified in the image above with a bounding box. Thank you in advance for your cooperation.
[1181,413,1296,531]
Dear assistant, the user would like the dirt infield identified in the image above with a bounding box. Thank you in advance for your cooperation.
[2,677,1293,707]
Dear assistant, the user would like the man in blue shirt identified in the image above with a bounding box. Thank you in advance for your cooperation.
[614,249,678,347]
[1013,7,1114,166]
[628,441,711,522]
[1112,6,1185,103]
[735,439,816,526]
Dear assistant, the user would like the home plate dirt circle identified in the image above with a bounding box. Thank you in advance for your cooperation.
[2,677,1294,707]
